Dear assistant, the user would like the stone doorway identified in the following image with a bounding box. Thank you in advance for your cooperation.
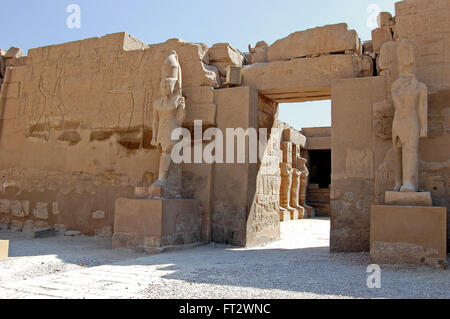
[278,101,332,219]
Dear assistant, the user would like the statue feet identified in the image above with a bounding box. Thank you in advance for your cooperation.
[400,182,416,193]
[149,179,167,198]
[394,183,402,192]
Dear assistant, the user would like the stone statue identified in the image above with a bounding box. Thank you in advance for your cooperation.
[391,39,428,193]
[290,168,305,219]
[297,156,312,217]
[149,51,186,197]
[280,162,297,217]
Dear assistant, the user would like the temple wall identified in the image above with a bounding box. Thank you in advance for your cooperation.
[211,86,258,246]
[330,76,387,252]
[0,32,220,236]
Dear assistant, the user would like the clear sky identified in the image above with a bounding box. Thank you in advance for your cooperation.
[0,0,397,130]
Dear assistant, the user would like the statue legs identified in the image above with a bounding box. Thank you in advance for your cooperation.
[401,143,419,192]
[393,135,419,193]
[149,151,172,197]
[393,145,402,192]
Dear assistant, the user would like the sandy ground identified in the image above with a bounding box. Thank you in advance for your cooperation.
[0,218,449,299]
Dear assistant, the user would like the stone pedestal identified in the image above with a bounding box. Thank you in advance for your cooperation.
[0,240,9,260]
[385,191,432,206]
[370,205,447,268]
[112,198,202,253]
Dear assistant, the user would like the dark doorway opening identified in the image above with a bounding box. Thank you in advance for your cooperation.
[308,150,331,189]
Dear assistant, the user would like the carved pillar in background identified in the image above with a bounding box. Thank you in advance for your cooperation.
[290,168,305,219]
[297,156,314,217]
[280,162,296,220]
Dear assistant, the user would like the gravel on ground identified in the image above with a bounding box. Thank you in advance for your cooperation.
[0,218,449,299]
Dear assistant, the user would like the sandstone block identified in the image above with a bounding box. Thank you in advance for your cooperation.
[224,65,242,87]
[370,205,447,267]
[378,12,393,28]
[113,198,202,251]
[372,27,393,53]
[242,54,357,93]
[385,191,432,206]
[183,86,214,105]
[209,43,244,65]
[268,24,359,62]
[5,47,24,59]
[184,104,217,127]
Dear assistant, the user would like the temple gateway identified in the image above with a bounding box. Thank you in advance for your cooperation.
[0,0,448,267]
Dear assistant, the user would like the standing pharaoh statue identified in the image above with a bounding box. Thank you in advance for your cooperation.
[391,39,428,193]
[149,51,186,198]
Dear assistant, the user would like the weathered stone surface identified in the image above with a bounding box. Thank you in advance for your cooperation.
[95,225,112,238]
[385,191,432,206]
[372,27,393,53]
[209,43,244,76]
[33,202,49,220]
[113,198,202,250]
[4,47,24,59]
[92,210,105,220]
[10,200,30,218]
[248,41,268,64]
[0,200,10,214]
[243,54,360,95]
[378,12,394,28]
[268,24,360,62]
[371,205,447,267]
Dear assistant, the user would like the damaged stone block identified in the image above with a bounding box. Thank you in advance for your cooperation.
[268,23,360,62]
[372,27,393,53]
[208,43,244,77]
[4,47,24,59]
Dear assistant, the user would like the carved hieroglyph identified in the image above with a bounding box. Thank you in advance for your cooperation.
[391,39,428,193]
[149,51,186,198]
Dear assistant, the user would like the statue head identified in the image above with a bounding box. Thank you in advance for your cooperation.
[160,50,182,96]
[397,39,415,76]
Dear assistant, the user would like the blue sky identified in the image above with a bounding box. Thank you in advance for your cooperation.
[0,0,397,130]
